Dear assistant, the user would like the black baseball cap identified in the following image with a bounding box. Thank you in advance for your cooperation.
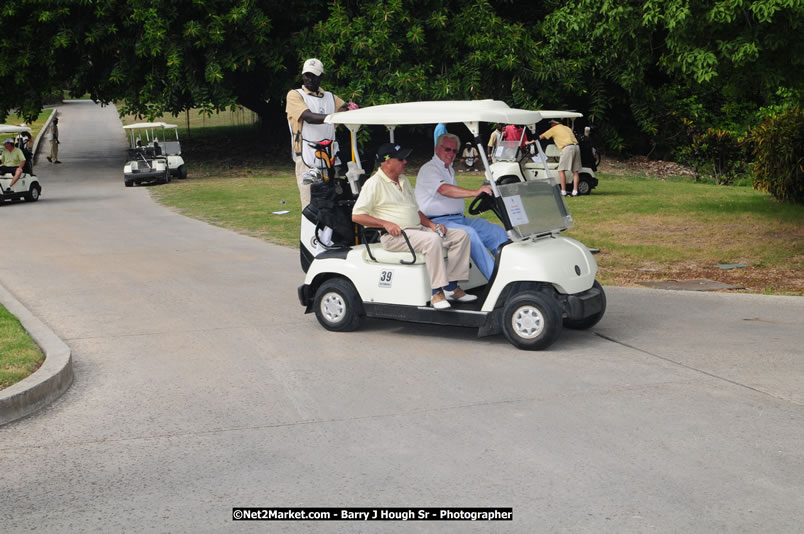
[376,143,412,162]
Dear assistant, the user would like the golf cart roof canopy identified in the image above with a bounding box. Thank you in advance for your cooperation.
[0,124,30,134]
[123,122,178,130]
[325,100,582,127]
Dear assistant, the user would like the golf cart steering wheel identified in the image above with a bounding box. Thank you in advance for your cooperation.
[468,191,495,215]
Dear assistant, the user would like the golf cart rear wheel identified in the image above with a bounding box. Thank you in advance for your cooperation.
[577,174,593,195]
[176,165,187,179]
[564,281,606,330]
[314,278,361,332]
[26,184,40,202]
[502,291,562,350]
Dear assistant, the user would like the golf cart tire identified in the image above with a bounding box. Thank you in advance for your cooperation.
[124,180,134,187]
[577,173,593,195]
[25,184,41,202]
[501,291,562,350]
[314,278,362,332]
[176,165,187,179]
[163,171,171,184]
[564,281,606,330]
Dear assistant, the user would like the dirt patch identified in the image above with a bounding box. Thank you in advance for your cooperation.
[599,155,696,178]
[599,260,804,295]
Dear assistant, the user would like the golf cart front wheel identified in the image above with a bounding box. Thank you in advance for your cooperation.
[26,184,41,202]
[501,291,562,350]
[314,278,361,332]
[124,180,133,187]
[176,165,187,179]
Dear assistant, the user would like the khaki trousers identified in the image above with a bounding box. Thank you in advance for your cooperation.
[49,139,59,162]
[381,225,471,290]
[295,157,311,209]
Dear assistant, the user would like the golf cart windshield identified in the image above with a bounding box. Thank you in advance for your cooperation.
[499,180,572,239]
[495,140,523,161]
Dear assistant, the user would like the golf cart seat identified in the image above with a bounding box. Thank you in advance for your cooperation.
[526,144,561,171]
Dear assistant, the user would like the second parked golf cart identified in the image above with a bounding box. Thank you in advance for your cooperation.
[122,122,187,186]
[298,100,605,351]
[0,124,41,203]
[495,119,600,195]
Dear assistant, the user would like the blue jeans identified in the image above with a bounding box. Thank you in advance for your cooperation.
[430,214,508,280]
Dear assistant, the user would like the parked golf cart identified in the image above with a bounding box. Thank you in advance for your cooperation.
[501,119,599,195]
[297,100,606,351]
[0,124,41,203]
[122,122,186,187]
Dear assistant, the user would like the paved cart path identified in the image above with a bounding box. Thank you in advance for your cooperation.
[1,101,802,533]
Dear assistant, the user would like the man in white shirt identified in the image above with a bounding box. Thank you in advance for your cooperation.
[415,133,509,281]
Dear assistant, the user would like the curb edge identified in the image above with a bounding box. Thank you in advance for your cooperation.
[0,282,73,426]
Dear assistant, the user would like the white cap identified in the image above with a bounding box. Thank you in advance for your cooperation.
[2,138,14,145]
[302,58,324,76]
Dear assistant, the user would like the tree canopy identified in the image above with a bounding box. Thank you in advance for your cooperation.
[0,0,801,155]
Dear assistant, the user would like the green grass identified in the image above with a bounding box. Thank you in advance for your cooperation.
[152,165,804,294]
[0,304,45,390]
[147,119,804,295]
[152,171,301,245]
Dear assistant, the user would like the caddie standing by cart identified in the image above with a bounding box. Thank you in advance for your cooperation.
[286,58,356,209]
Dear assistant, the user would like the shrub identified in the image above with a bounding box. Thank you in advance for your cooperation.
[679,120,745,185]
[748,107,804,204]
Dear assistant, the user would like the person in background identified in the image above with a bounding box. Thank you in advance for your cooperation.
[433,123,447,146]
[539,119,581,196]
[47,117,61,164]
[487,124,503,156]
[503,123,527,148]
[286,58,357,208]
[460,142,479,171]
[352,142,476,310]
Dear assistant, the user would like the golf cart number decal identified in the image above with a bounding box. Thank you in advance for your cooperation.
[379,270,394,288]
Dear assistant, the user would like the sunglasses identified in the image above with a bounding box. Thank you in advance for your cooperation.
[440,146,458,153]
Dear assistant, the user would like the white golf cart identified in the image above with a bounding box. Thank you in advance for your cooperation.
[0,124,41,203]
[122,122,186,187]
[297,100,605,350]
[494,121,600,195]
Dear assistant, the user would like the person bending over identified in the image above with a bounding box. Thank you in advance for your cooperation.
[539,119,581,196]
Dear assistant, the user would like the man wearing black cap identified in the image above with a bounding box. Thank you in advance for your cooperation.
[286,58,356,208]
[352,143,476,310]
[540,119,581,196]
[1,138,26,193]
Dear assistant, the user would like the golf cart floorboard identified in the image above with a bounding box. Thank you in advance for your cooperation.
[363,302,492,328]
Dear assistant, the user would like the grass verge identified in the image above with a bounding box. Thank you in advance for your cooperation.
[0,304,45,390]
